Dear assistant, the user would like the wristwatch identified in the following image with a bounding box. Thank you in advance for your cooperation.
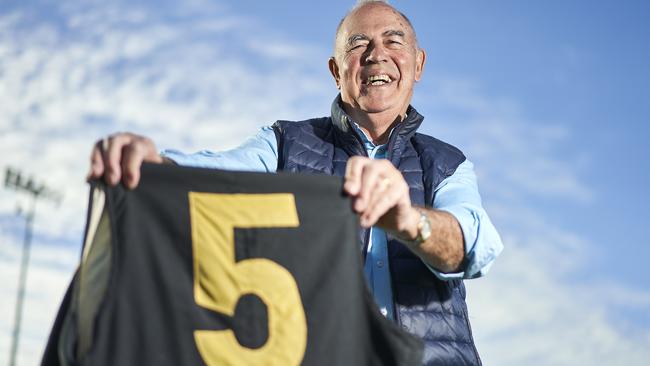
[398,209,432,246]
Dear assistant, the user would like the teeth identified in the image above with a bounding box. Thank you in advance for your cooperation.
[367,74,391,85]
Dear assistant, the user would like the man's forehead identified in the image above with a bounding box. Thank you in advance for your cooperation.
[336,3,416,44]
[345,29,405,46]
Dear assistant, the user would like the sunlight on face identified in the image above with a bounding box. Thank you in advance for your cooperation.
[330,3,425,120]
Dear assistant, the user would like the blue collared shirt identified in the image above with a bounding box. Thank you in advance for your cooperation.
[162,126,503,319]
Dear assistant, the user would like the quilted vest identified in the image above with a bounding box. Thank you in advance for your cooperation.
[272,97,482,366]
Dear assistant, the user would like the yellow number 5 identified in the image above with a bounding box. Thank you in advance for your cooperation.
[188,193,307,365]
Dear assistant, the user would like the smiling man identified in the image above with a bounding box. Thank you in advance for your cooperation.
[88,1,503,365]
[330,3,424,143]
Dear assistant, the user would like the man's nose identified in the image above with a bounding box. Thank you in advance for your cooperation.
[364,43,388,63]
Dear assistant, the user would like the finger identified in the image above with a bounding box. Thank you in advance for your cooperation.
[361,194,395,227]
[355,160,391,212]
[121,143,143,189]
[121,136,163,189]
[343,156,367,195]
[87,140,105,181]
[104,133,133,186]
[361,178,402,227]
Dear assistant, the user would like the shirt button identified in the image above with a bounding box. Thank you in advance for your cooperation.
[376,260,384,268]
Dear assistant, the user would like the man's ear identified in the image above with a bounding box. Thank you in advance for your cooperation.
[414,48,426,81]
[328,57,341,89]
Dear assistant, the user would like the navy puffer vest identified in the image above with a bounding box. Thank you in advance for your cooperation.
[272,97,481,365]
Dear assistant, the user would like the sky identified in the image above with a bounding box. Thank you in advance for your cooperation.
[0,0,649,364]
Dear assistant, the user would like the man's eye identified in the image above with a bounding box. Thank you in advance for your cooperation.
[385,40,403,49]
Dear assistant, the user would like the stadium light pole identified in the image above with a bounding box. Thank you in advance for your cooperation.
[4,167,61,366]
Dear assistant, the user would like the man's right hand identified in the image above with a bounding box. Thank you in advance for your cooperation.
[87,132,164,189]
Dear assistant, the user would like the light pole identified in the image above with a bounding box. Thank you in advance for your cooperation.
[4,167,61,366]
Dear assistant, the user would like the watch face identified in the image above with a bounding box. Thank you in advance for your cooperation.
[421,219,432,240]
[416,212,432,243]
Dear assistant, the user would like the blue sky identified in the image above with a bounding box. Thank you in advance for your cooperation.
[0,0,649,364]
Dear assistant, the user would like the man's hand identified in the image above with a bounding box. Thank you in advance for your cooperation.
[87,132,164,189]
[343,156,420,237]
[343,156,465,273]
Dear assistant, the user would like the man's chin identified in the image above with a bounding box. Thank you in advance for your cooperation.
[342,95,404,117]
[358,101,398,115]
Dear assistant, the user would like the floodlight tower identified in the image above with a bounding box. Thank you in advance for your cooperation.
[4,167,62,366]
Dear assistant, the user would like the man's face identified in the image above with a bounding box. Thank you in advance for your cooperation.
[330,3,425,119]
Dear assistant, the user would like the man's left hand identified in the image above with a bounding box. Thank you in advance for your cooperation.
[343,156,420,240]
[343,156,465,272]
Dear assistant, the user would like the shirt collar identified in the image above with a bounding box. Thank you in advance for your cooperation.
[349,121,389,152]
[329,94,426,157]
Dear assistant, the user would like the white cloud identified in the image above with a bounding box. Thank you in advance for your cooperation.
[0,0,333,238]
[416,77,594,203]
[467,239,650,365]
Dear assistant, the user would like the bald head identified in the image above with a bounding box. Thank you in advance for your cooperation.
[334,1,418,56]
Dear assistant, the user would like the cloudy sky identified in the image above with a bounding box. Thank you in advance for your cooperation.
[1,0,649,364]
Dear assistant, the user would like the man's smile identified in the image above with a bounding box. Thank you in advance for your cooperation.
[364,74,393,86]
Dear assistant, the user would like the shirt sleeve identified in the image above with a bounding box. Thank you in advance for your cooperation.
[427,159,504,280]
[159,126,279,172]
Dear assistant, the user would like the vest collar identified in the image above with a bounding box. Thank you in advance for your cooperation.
[330,94,425,163]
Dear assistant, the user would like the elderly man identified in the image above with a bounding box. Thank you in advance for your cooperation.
[89,1,502,364]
